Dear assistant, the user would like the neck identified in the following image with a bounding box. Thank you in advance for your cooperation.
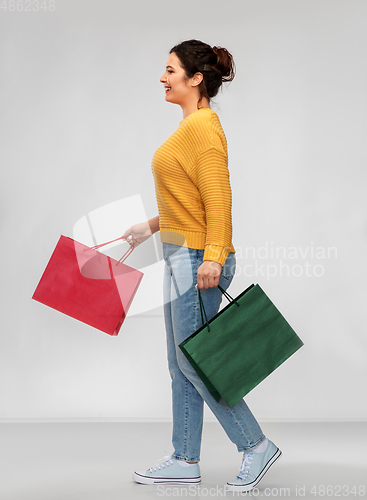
[182,97,210,119]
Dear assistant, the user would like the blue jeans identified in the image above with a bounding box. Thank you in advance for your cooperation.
[163,243,265,462]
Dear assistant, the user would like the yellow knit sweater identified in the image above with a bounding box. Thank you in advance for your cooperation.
[151,107,235,266]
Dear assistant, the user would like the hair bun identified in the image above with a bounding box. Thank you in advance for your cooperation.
[212,46,235,82]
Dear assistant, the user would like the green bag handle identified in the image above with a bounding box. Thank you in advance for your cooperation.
[197,284,240,332]
[198,288,210,331]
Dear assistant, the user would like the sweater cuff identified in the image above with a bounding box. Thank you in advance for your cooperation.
[203,244,230,266]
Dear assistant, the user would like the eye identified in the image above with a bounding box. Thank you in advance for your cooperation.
[167,70,173,74]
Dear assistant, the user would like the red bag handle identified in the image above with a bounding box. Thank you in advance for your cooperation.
[89,236,135,264]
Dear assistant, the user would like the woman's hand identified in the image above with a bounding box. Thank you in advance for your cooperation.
[122,216,159,247]
[197,260,222,290]
[121,221,153,247]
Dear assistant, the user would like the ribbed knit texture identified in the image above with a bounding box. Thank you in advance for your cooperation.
[151,108,235,266]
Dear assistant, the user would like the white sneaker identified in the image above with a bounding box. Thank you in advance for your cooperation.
[226,439,282,492]
[133,455,201,485]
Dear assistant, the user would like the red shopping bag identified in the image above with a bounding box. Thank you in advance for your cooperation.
[32,235,144,335]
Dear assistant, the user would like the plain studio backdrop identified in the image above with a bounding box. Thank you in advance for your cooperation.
[0,0,366,424]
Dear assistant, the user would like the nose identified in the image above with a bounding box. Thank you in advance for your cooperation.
[160,71,167,84]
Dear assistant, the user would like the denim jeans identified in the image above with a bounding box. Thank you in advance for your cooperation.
[163,243,265,462]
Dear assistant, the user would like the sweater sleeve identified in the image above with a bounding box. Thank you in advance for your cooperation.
[194,146,233,266]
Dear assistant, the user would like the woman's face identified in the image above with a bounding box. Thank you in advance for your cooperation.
[160,52,192,105]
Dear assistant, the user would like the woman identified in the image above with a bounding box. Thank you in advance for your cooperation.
[122,40,281,493]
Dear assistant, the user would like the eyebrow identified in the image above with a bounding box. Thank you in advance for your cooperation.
[166,65,175,70]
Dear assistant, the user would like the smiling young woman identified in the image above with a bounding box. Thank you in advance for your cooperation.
[122,39,281,493]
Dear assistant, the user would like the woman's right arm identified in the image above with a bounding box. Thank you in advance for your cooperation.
[121,215,159,247]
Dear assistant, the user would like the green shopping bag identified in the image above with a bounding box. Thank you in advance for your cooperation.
[179,283,304,408]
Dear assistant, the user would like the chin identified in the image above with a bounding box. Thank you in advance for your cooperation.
[165,95,178,105]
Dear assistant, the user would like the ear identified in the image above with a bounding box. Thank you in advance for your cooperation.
[191,72,203,87]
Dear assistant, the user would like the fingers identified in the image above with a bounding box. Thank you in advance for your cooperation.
[121,227,136,246]
[197,272,220,290]
[121,235,133,245]
[197,276,220,290]
[121,227,132,240]
[121,235,135,248]
[197,261,222,290]
[197,275,204,290]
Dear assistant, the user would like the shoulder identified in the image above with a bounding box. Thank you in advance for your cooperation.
[181,108,222,132]
[180,108,227,153]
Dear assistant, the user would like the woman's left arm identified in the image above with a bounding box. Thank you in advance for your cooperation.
[195,146,233,289]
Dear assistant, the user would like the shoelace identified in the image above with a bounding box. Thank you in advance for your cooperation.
[237,451,254,480]
[148,455,174,473]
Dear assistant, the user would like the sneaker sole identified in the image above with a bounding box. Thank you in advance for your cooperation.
[226,448,282,492]
[133,472,201,485]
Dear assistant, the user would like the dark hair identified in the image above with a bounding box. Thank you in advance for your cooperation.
[169,39,235,104]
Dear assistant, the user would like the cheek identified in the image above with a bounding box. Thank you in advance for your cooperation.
[174,78,188,93]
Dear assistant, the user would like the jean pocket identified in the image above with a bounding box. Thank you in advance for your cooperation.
[220,271,232,280]
[220,253,236,280]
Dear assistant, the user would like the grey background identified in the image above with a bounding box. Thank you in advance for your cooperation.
[0,0,366,422]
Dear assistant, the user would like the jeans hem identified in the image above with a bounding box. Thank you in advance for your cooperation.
[172,454,200,463]
[236,434,266,452]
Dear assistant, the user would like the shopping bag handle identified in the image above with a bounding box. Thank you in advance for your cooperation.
[198,288,210,332]
[197,284,239,332]
[87,236,135,265]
